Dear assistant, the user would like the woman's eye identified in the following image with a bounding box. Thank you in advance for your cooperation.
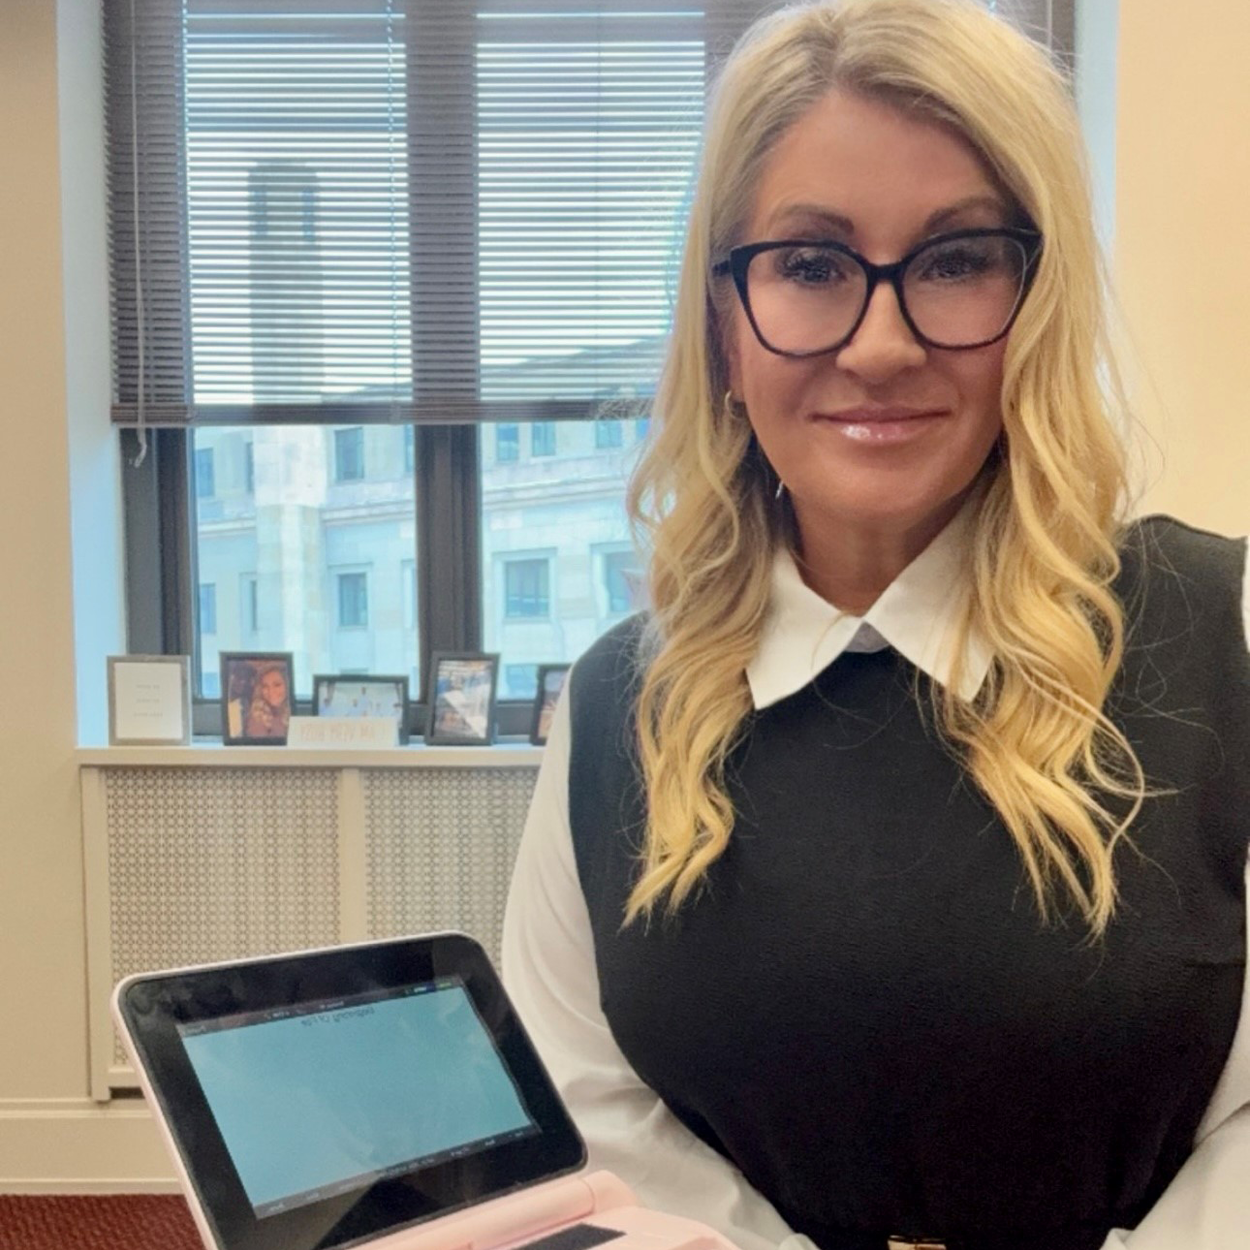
[916,243,997,281]
[775,248,845,284]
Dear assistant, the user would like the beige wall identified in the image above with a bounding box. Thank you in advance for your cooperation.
[0,0,81,1097]
[0,0,169,1188]
[0,0,1245,1191]
[1115,0,1250,533]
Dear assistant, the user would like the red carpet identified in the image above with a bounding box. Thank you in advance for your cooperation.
[0,1194,202,1250]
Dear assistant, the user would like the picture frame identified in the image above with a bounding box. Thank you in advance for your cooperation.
[425,652,500,746]
[220,652,295,746]
[529,663,571,746]
[312,674,410,745]
[107,655,192,746]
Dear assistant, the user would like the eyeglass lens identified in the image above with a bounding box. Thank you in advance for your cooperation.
[746,234,1031,353]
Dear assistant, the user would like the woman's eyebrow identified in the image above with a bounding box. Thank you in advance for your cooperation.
[767,193,1008,236]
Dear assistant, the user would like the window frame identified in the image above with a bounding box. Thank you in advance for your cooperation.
[124,422,510,736]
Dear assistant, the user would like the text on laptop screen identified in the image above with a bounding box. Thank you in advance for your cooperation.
[177,977,540,1219]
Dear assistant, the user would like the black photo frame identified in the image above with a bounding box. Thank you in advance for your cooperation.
[312,674,410,745]
[529,664,571,746]
[425,652,500,746]
[220,652,295,746]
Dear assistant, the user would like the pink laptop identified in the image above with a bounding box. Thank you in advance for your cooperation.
[113,933,736,1250]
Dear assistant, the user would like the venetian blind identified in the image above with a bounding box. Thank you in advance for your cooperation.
[105,0,1069,427]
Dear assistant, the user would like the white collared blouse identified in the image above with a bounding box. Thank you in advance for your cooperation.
[502,521,1250,1250]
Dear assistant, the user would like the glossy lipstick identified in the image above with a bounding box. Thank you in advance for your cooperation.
[813,406,947,444]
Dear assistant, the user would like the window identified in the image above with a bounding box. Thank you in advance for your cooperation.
[602,550,636,615]
[634,417,651,443]
[496,425,519,463]
[337,571,369,628]
[194,448,215,499]
[334,427,365,483]
[107,3,1070,733]
[198,583,217,635]
[504,558,550,618]
[595,420,623,449]
[191,427,418,701]
[531,423,556,457]
[504,663,538,701]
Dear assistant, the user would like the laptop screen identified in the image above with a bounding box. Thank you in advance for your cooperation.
[115,934,585,1250]
[177,977,541,1220]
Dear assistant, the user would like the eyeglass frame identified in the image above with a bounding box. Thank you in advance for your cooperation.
[712,226,1045,358]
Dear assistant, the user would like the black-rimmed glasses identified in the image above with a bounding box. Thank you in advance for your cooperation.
[714,227,1044,356]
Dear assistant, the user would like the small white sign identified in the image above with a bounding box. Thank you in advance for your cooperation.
[109,656,191,745]
[286,716,399,749]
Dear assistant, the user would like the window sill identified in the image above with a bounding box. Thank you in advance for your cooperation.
[77,740,543,769]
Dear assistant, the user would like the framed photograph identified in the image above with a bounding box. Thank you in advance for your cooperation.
[107,655,192,746]
[529,663,571,746]
[312,674,410,745]
[220,652,295,746]
[425,652,500,746]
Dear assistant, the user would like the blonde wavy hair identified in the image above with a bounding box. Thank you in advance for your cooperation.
[624,0,1146,936]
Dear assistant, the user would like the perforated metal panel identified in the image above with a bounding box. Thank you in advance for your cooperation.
[364,768,535,968]
[104,768,340,1065]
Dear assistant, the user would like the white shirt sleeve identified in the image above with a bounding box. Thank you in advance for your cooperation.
[501,684,798,1250]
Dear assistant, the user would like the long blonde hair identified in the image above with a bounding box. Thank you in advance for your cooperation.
[625,0,1145,936]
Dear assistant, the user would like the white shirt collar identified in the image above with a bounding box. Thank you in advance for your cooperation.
[745,503,992,709]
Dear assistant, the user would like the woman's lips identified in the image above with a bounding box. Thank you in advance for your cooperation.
[812,408,949,444]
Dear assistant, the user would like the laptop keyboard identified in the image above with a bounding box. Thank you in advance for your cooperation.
[517,1223,625,1250]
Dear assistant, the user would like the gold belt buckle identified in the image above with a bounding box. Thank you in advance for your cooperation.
[886,1240,947,1250]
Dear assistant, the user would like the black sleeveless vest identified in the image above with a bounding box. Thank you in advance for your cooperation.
[567,517,1249,1250]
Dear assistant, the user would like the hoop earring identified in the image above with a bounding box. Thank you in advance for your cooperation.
[774,478,785,501]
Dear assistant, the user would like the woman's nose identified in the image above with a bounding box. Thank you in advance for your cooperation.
[833,280,927,380]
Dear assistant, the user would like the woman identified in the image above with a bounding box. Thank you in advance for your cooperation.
[244,663,290,739]
[503,3,1249,1249]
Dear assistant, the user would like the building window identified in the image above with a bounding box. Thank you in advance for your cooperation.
[198,583,217,635]
[634,416,651,442]
[504,663,538,701]
[403,425,415,473]
[334,427,365,482]
[337,571,368,628]
[594,420,623,449]
[496,424,520,463]
[243,441,255,493]
[602,550,635,615]
[194,447,215,498]
[504,558,549,618]
[531,422,556,456]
